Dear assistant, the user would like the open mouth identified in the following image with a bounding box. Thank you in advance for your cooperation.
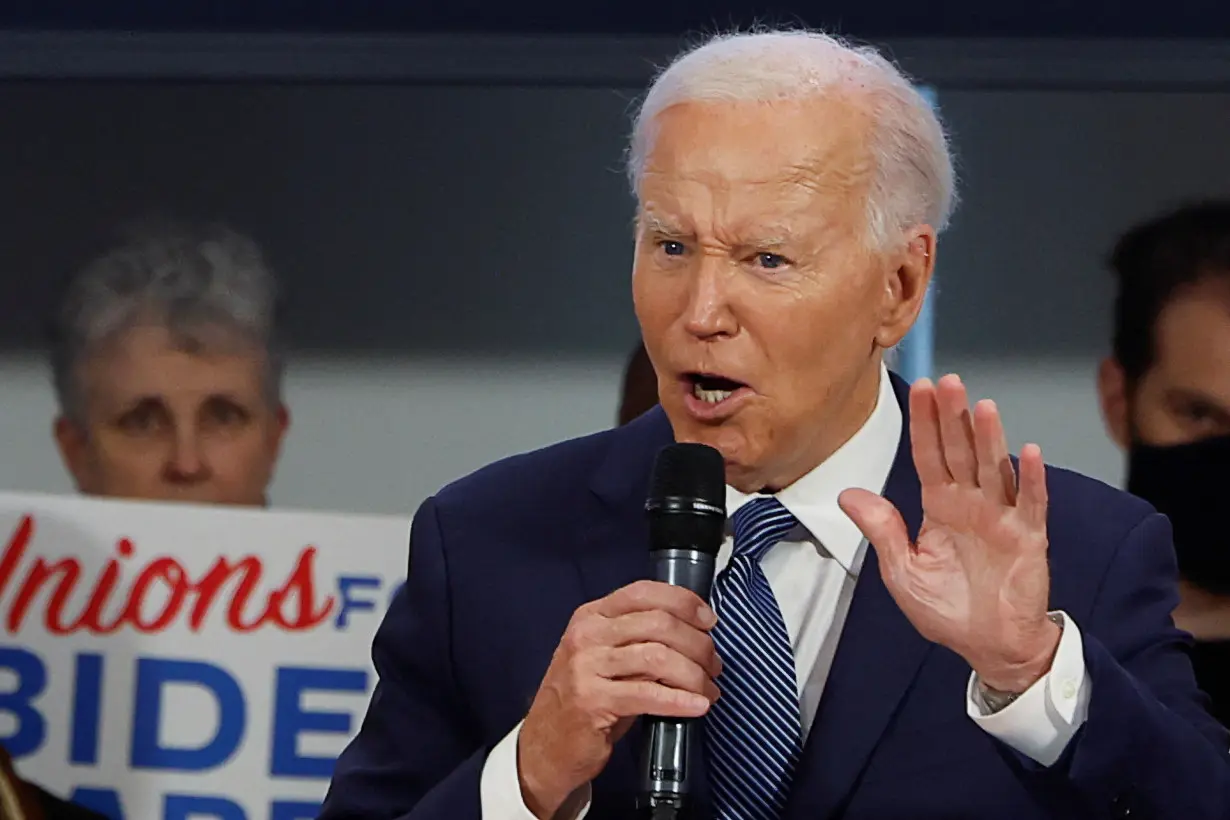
[686,373,749,405]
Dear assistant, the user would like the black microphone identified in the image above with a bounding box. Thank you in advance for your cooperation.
[637,443,726,820]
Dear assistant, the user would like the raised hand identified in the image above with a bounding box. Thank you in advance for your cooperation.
[517,580,721,818]
[839,374,1061,693]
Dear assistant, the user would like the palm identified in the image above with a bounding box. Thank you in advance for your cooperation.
[912,484,1047,649]
[840,375,1055,688]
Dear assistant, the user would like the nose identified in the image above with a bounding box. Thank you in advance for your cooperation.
[682,256,737,340]
[164,429,210,484]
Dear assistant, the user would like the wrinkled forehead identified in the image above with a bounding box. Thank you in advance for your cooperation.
[636,96,876,230]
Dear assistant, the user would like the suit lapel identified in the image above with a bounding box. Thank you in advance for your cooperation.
[785,374,935,820]
[574,406,674,601]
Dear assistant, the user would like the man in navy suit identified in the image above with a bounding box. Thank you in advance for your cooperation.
[319,29,1230,819]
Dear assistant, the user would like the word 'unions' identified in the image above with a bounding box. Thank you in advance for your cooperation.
[0,514,336,635]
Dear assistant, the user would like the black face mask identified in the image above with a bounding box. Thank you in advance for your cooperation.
[1128,433,1230,594]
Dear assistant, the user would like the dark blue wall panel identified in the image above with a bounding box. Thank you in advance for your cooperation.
[0,0,1227,39]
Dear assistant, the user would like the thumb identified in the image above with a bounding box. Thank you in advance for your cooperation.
[838,488,911,567]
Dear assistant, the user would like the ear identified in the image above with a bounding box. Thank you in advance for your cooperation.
[270,403,291,455]
[1097,357,1130,449]
[52,416,91,490]
[875,226,937,350]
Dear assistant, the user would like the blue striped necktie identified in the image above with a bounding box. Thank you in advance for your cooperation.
[706,496,804,820]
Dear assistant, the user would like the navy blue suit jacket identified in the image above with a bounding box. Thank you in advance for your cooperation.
[320,374,1230,819]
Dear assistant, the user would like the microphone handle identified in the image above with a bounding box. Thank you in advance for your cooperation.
[651,547,716,601]
[637,548,717,818]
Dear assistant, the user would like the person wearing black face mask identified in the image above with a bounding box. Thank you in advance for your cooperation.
[1098,200,1230,725]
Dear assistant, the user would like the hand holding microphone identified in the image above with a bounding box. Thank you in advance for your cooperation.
[516,444,725,820]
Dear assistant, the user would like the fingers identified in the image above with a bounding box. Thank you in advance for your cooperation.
[838,488,911,568]
[935,374,978,485]
[595,678,712,719]
[1017,443,1048,531]
[595,609,721,676]
[909,379,953,486]
[589,580,715,630]
[919,375,1019,505]
[596,642,721,704]
[972,399,1016,505]
[569,582,721,678]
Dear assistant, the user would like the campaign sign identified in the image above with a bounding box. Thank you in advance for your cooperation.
[0,491,411,820]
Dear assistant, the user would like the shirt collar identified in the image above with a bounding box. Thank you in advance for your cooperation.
[724,364,902,574]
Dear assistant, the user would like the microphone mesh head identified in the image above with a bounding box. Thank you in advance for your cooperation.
[647,443,725,510]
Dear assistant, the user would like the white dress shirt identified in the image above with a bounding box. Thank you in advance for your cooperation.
[480,365,1093,818]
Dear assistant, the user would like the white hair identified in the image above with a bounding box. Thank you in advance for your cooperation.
[627,29,957,250]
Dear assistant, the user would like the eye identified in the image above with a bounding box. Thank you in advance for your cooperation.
[116,399,168,434]
[755,252,790,270]
[1173,397,1230,436]
[202,396,251,429]
[657,240,686,257]
[1182,403,1214,422]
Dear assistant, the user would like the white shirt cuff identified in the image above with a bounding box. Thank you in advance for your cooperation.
[965,611,1091,767]
[479,719,592,820]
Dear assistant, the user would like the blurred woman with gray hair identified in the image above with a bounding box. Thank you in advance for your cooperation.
[47,220,289,507]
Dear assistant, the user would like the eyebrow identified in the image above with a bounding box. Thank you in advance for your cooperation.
[121,395,166,411]
[639,212,795,248]
[743,234,793,251]
[639,211,688,236]
[1166,386,1230,413]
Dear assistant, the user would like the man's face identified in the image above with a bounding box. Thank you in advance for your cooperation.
[1101,278,1230,449]
[1100,279,1230,604]
[54,323,288,506]
[632,95,934,491]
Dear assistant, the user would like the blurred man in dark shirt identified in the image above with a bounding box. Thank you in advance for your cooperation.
[1098,200,1230,724]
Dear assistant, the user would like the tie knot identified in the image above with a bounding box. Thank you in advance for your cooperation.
[731,496,799,562]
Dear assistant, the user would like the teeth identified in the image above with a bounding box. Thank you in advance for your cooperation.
[693,384,734,404]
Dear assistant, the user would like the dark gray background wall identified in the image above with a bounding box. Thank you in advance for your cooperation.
[0,83,643,356]
[2,82,1229,360]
